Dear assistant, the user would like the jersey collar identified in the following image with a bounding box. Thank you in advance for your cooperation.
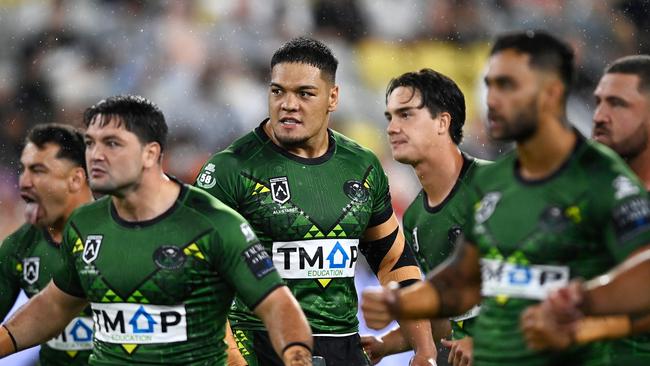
[255,119,336,165]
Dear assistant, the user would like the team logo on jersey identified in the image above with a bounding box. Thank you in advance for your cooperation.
[82,235,103,264]
[153,246,186,270]
[475,192,501,224]
[196,163,217,189]
[23,257,39,284]
[448,226,462,244]
[240,223,257,243]
[270,176,291,204]
[613,175,639,200]
[343,180,369,203]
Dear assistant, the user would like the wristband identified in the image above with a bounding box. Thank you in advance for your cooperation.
[0,325,17,357]
[282,342,312,355]
[574,316,631,345]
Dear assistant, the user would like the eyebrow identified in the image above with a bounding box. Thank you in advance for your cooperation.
[269,82,319,90]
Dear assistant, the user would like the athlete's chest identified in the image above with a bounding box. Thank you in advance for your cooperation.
[72,226,215,304]
[238,160,377,240]
[17,240,63,296]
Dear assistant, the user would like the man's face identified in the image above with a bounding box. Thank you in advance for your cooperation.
[484,49,541,143]
[592,73,650,160]
[19,142,77,227]
[385,86,443,165]
[84,116,147,195]
[267,62,338,148]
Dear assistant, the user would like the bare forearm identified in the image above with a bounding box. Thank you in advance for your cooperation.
[255,287,313,365]
[399,319,436,358]
[583,250,650,316]
[4,283,86,352]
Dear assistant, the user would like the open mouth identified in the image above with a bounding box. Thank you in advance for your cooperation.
[279,118,301,126]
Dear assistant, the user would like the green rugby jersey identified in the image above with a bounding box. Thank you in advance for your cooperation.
[0,224,92,365]
[196,122,394,335]
[53,182,283,366]
[403,153,489,340]
[464,136,650,366]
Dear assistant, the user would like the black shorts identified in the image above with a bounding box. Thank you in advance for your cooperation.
[234,329,371,366]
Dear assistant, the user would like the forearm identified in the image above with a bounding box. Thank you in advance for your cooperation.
[2,282,86,355]
[255,287,313,365]
[399,319,436,358]
[572,312,650,345]
[582,250,650,316]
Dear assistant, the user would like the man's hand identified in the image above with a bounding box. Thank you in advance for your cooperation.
[282,344,312,366]
[360,335,387,365]
[520,303,574,351]
[546,280,585,323]
[441,337,473,366]
[361,285,398,330]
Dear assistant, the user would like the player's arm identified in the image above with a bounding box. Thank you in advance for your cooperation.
[225,319,247,366]
[0,281,88,357]
[361,213,436,364]
[362,236,482,329]
[253,286,313,366]
[0,239,21,320]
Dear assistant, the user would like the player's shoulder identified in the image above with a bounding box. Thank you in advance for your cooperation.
[332,129,379,159]
[68,196,111,225]
[182,185,248,226]
[576,139,645,195]
[463,153,493,182]
[0,223,39,251]
[205,129,264,166]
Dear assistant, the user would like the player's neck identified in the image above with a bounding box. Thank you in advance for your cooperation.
[628,147,650,191]
[516,117,576,181]
[263,121,330,159]
[111,171,181,222]
[415,145,464,207]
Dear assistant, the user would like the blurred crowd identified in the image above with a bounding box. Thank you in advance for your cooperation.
[0,0,648,239]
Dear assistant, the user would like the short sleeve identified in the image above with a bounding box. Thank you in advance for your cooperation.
[367,156,393,227]
[194,154,241,210]
[0,236,21,319]
[52,222,86,298]
[211,212,284,310]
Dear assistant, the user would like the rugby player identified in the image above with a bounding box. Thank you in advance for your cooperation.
[361,31,650,365]
[360,69,490,366]
[195,37,435,366]
[0,95,313,366]
[0,124,93,365]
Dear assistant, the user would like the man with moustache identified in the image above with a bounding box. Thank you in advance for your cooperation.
[0,124,94,365]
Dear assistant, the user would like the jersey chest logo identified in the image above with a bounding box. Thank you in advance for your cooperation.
[83,235,103,264]
[23,257,40,284]
[270,176,291,204]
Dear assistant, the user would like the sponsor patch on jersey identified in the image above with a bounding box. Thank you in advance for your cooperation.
[241,243,276,279]
[272,239,359,279]
[82,235,103,264]
[480,259,569,300]
[270,176,291,204]
[22,257,39,285]
[475,192,501,225]
[613,175,640,200]
[343,180,369,203]
[46,316,94,351]
[91,303,187,344]
[612,196,650,242]
[153,246,186,270]
[196,163,217,189]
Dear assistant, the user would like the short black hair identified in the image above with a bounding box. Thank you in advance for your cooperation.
[26,123,86,171]
[270,37,338,83]
[491,30,574,99]
[605,55,650,93]
[83,95,168,153]
[386,68,466,145]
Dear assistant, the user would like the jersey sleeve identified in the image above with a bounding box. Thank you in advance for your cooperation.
[367,155,394,227]
[210,211,284,310]
[593,172,650,262]
[194,153,242,210]
[0,236,21,319]
[52,222,86,298]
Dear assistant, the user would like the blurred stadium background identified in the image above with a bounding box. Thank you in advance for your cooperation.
[0,0,648,365]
